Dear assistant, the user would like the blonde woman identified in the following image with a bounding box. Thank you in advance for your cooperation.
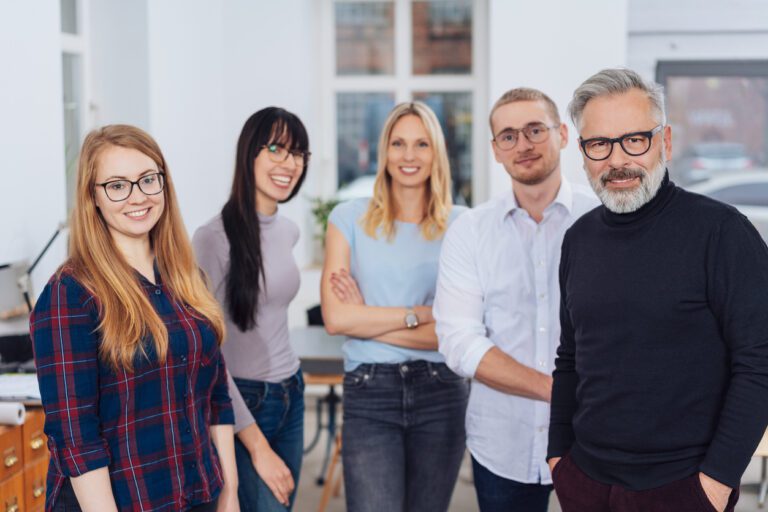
[321,102,469,511]
[30,125,238,512]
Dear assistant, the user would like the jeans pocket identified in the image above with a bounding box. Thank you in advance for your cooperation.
[238,388,265,412]
[344,367,370,390]
[432,363,465,384]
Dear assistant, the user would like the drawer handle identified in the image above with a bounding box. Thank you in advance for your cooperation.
[33,485,45,498]
[6,504,18,512]
[3,454,18,468]
[30,436,44,450]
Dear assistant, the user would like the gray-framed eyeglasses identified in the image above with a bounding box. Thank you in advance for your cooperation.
[261,144,311,166]
[579,125,663,161]
[95,172,165,202]
[492,122,559,150]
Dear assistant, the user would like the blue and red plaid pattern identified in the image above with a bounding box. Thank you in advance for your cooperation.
[30,270,234,511]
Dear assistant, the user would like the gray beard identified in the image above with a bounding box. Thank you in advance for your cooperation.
[586,156,666,214]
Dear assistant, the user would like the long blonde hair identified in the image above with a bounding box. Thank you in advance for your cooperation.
[64,124,225,371]
[362,102,453,241]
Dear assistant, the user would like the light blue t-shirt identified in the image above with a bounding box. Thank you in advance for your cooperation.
[328,197,466,371]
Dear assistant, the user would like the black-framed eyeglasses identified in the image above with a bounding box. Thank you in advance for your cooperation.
[580,125,663,161]
[95,172,166,202]
[492,122,559,150]
[261,144,311,166]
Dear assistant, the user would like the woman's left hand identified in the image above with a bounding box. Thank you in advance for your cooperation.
[216,485,240,512]
[330,269,365,305]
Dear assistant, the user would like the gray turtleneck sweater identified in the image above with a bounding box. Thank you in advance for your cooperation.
[192,211,301,432]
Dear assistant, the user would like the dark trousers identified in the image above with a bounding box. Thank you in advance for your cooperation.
[53,479,218,511]
[471,455,553,512]
[342,361,469,512]
[552,452,740,512]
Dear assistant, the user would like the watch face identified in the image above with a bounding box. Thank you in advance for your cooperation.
[406,312,418,328]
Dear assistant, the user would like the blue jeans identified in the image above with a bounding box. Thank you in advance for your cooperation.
[233,371,305,512]
[342,361,468,512]
[472,455,553,512]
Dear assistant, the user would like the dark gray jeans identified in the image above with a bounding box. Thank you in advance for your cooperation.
[342,361,469,512]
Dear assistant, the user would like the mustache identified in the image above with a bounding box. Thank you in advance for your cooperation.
[600,167,646,185]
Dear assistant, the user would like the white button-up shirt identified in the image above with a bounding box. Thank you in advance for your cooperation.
[434,177,598,483]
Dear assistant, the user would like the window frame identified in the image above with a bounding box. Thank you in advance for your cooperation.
[319,0,488,204]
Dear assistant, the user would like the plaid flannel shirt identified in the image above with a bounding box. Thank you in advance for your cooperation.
[30,269,234,511]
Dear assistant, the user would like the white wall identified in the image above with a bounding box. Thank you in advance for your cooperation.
[143,0,321,269]
[89,0,150,129]
[627,0,768,79]
[0,1,67,315]
[487,0,628,196]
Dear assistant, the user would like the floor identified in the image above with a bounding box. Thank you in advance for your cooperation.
[293,387,767,511]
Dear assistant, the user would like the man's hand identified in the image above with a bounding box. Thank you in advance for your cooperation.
[699,472,731,512]
[548,457,561,475]
[252,441,295,506]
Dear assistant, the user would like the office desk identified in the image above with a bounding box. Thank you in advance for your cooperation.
[291,327,345,485]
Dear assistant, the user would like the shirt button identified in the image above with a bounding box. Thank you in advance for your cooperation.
[155,288,161,295]
[190,462,196,469]
[538,327,547,333]
[538,360,546,367]
[181,355,187,362]
[538,293,546,299]
[186,427,191,434]
[401,365,409,372]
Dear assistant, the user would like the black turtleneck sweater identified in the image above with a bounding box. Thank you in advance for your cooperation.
[548,173,768,490]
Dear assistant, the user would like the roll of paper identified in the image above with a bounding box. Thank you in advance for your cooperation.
[0,402,26,426]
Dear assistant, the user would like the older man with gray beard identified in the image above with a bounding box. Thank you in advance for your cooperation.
[546,68,768,512]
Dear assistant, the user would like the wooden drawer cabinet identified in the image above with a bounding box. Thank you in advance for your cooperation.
[0,470,23,512]
[0,426,22,483]
[23,458,46,512]
[0,408,48,511]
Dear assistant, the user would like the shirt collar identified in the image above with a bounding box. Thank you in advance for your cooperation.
[499,175,575,221]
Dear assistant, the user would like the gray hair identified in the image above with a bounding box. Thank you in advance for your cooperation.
[568,68,666,131]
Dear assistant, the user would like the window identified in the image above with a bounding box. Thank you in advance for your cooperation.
[324,0,486,206]
[61,0,89,211]
[657,61,768,187]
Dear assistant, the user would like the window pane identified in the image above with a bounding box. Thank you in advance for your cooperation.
[666,76,768,186]
[412,0,472,75]
[60,0,78,34]
[337,92,396,190]
[335,2,395,76]
[62,52,82,211]
[413,91,472,205]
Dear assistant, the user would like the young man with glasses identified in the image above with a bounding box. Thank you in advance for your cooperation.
[547,68,768,512]
[434,88,598,511]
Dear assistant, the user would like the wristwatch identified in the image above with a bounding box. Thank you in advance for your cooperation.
[404,308,419,329]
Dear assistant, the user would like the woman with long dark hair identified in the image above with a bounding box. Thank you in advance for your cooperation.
[31,124,238,511]
[193,107,309,511]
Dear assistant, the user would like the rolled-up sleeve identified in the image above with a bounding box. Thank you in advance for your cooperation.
[209,349,235,425]
[434,215,494,378]
[30,275,111,477]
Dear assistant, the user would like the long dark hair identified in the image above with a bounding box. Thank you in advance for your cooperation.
[222,107,309,331]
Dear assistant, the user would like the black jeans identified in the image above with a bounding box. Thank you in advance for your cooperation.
[342,361,469,512]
